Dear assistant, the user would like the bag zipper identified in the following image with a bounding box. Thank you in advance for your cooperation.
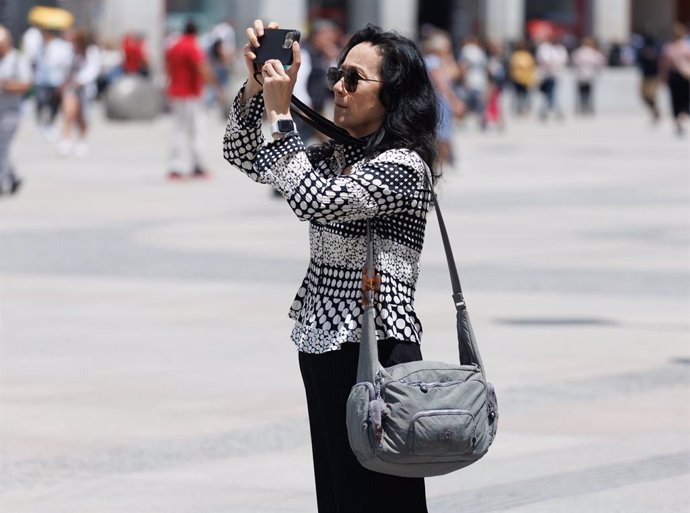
[394,364,479,383]
[403,380,465,393]
[382,375,485,397]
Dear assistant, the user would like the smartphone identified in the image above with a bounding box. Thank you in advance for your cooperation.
[253,28,301,66]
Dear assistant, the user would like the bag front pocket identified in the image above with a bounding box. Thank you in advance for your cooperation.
[408,410,477,456]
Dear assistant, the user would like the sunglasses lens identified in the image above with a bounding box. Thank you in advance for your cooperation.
[343,68,358,92]
[327,67,341,91]
[327,67,358,92]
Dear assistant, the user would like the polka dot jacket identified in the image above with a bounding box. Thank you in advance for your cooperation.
[223,85,433,354]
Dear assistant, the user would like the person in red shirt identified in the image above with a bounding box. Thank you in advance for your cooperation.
[122,32,148,76]
[165,20,222,180]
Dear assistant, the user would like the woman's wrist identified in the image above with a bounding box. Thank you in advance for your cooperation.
[242,77,263,102]
[267,110,292,126]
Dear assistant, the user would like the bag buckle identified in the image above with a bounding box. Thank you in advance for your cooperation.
[361,267,381,306]
[453,292,466,311]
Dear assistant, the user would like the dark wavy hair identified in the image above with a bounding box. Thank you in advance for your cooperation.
[339,25,440,177]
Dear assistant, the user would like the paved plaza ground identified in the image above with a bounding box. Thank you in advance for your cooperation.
[1,69,689,512]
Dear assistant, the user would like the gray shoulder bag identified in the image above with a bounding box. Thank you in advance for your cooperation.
[346,169,498,478]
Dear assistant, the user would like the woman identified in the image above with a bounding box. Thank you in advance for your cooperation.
[422,29,464,164]
[535,34,568,120]
[571,37,605,115]
[224,20,438,513]
[58,29,100,157]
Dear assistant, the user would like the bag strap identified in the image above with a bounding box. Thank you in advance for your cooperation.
[356,221,380,385]
[365,167,484,372]
[420,168,485,375]
[421,167,465,313]
[291,95,366,147]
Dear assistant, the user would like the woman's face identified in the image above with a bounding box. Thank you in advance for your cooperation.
[332,43,386,138]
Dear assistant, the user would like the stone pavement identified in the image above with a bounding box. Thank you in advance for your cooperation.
[0,68,689,512]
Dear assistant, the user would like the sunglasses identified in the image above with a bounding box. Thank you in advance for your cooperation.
[327,66,382,93]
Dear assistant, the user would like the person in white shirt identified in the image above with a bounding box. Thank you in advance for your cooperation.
[95,39,123,96]
[572,37,606,115]
[536,35,568,120]
[459,35,488,128]
[21,24,42,72]
[33,28,73,139]
[0,26,32,196]
[59,29,100,157]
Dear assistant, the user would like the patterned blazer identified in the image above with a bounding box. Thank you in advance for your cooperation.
[223,86,433,354]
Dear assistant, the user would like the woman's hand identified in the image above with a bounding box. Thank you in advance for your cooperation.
[242,19,279,100]
[262,42,301,125]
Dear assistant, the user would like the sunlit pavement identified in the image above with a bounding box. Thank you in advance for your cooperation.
[1,68,688,512]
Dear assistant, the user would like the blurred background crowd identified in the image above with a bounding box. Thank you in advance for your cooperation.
[0,0,689,195]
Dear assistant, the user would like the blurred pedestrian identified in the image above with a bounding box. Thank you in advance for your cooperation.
[660,23,690,136]
[33,28,72,141]
[485,40,507,129]
[58,29,100,158]
[225,20,439,513]
[303,20,341,124]
[423,29,464,164]
[96,39,122,97]
[459,35,488,129]
[290,36,315,144]
[166,20,223,180]
[571,37,606,115]
[509,40,537,115]
[208,17,236,71]
[536,34,568,120]
[204,39,227,110]
[0,26,31,196]
[636,34,661,122]
[122,32,149,77]
[288,21,340,146]
[21,23,42,73]
[608,39,636,67]
[205,19,236,115]
[208,18,236,56]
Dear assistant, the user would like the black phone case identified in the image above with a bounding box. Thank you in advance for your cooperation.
[253,29,301,66]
